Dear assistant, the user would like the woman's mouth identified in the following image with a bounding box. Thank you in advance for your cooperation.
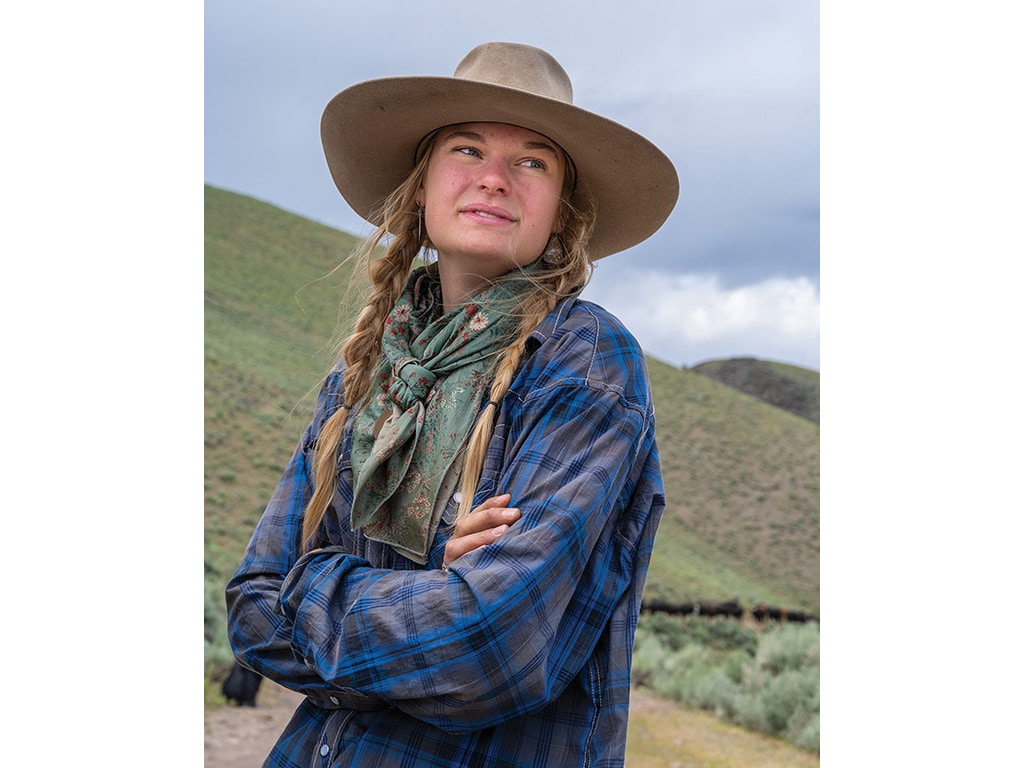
[463,204,515,223]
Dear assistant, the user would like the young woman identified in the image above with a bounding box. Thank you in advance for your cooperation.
[226,42,679,767]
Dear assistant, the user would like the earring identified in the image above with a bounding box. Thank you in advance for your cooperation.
[541,233,566,265]
[416,207,424,242]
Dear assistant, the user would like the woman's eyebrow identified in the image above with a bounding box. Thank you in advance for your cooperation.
[443,130,485,144]
[438,130,489,147]
[523,140,559,157]
[442,130,558,157]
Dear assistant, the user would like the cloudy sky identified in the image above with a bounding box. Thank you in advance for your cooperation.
[205,0,820,370]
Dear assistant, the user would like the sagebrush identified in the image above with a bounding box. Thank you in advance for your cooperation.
[632,614,820,753]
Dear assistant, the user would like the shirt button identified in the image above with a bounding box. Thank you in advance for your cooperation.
[452,492,462,504]
[320,744,330,756]
[329,696,339,705]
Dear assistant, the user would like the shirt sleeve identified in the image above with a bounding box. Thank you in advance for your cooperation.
[278,340,656,732]
[224,372,391,712]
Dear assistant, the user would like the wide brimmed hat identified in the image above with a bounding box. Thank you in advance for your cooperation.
[321,42,679,260]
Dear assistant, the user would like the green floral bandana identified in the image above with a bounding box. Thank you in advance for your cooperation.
[349,263,531,563]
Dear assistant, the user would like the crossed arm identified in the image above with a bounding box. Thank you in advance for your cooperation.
[228,317,655,731]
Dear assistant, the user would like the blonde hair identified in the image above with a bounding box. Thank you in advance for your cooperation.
[301,132,595,550]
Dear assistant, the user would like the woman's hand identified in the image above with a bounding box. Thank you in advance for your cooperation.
[442,493,521,570]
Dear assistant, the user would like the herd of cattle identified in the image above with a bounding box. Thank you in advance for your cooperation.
[641,598,819,624]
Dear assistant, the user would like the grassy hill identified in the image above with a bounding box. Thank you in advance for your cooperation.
[646,359,819,611]
[204,185,364,657]
[204,184,820,666]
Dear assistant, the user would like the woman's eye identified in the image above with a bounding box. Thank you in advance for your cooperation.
[455,146,481,158]
[521,158,546,170]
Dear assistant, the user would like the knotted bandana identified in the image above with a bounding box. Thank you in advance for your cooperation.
[349,263,532,563]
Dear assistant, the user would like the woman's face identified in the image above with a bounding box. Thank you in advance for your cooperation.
[417,122,566,279]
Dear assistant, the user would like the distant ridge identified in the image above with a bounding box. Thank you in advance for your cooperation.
[692,357,819,424]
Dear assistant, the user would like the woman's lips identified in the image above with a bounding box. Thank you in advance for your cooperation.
[462,204,515,223]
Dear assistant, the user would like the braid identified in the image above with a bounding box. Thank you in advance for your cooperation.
[301,160,432,550]
[455,189,596,520]
[455,289,557,519]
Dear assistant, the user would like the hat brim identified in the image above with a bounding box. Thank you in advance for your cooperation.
[321,75,679,260]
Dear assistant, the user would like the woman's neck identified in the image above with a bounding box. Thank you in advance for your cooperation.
[436,260,494,313]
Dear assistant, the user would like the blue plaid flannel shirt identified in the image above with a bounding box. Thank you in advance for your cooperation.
[226,297,665,767]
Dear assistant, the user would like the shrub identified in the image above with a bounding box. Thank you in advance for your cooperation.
[686,668,742,719]
[630,626,672,688]
[632,616,819,753]
[639,613,758,655]
[723,648,751,684]
[204,578,234,671]
[792,712,820,752]
[755,621,818,675]
[758,668,816,734]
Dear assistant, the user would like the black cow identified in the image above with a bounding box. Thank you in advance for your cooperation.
[640,599,699,616]
[753,604,785,622]
[222,661,263,707]
[712,599,743,619]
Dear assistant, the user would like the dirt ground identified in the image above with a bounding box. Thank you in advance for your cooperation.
[204,681,818,768]
[205,679,302,768]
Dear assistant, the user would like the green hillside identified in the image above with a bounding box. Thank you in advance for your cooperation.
[204,184,820,666]
[204,185,364,659]
[646,359,819,611]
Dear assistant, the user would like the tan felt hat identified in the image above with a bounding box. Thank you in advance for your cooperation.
[321,42,680,260]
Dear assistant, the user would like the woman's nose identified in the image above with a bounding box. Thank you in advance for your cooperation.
[476,158,510,194]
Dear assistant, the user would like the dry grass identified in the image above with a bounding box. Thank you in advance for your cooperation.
[627,689,819,768]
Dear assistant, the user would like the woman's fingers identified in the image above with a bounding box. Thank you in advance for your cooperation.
[443,493,521,568]
[455,494,515,534]
[443,525,509,566]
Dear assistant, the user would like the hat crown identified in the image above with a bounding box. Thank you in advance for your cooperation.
[454,42,574,105]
